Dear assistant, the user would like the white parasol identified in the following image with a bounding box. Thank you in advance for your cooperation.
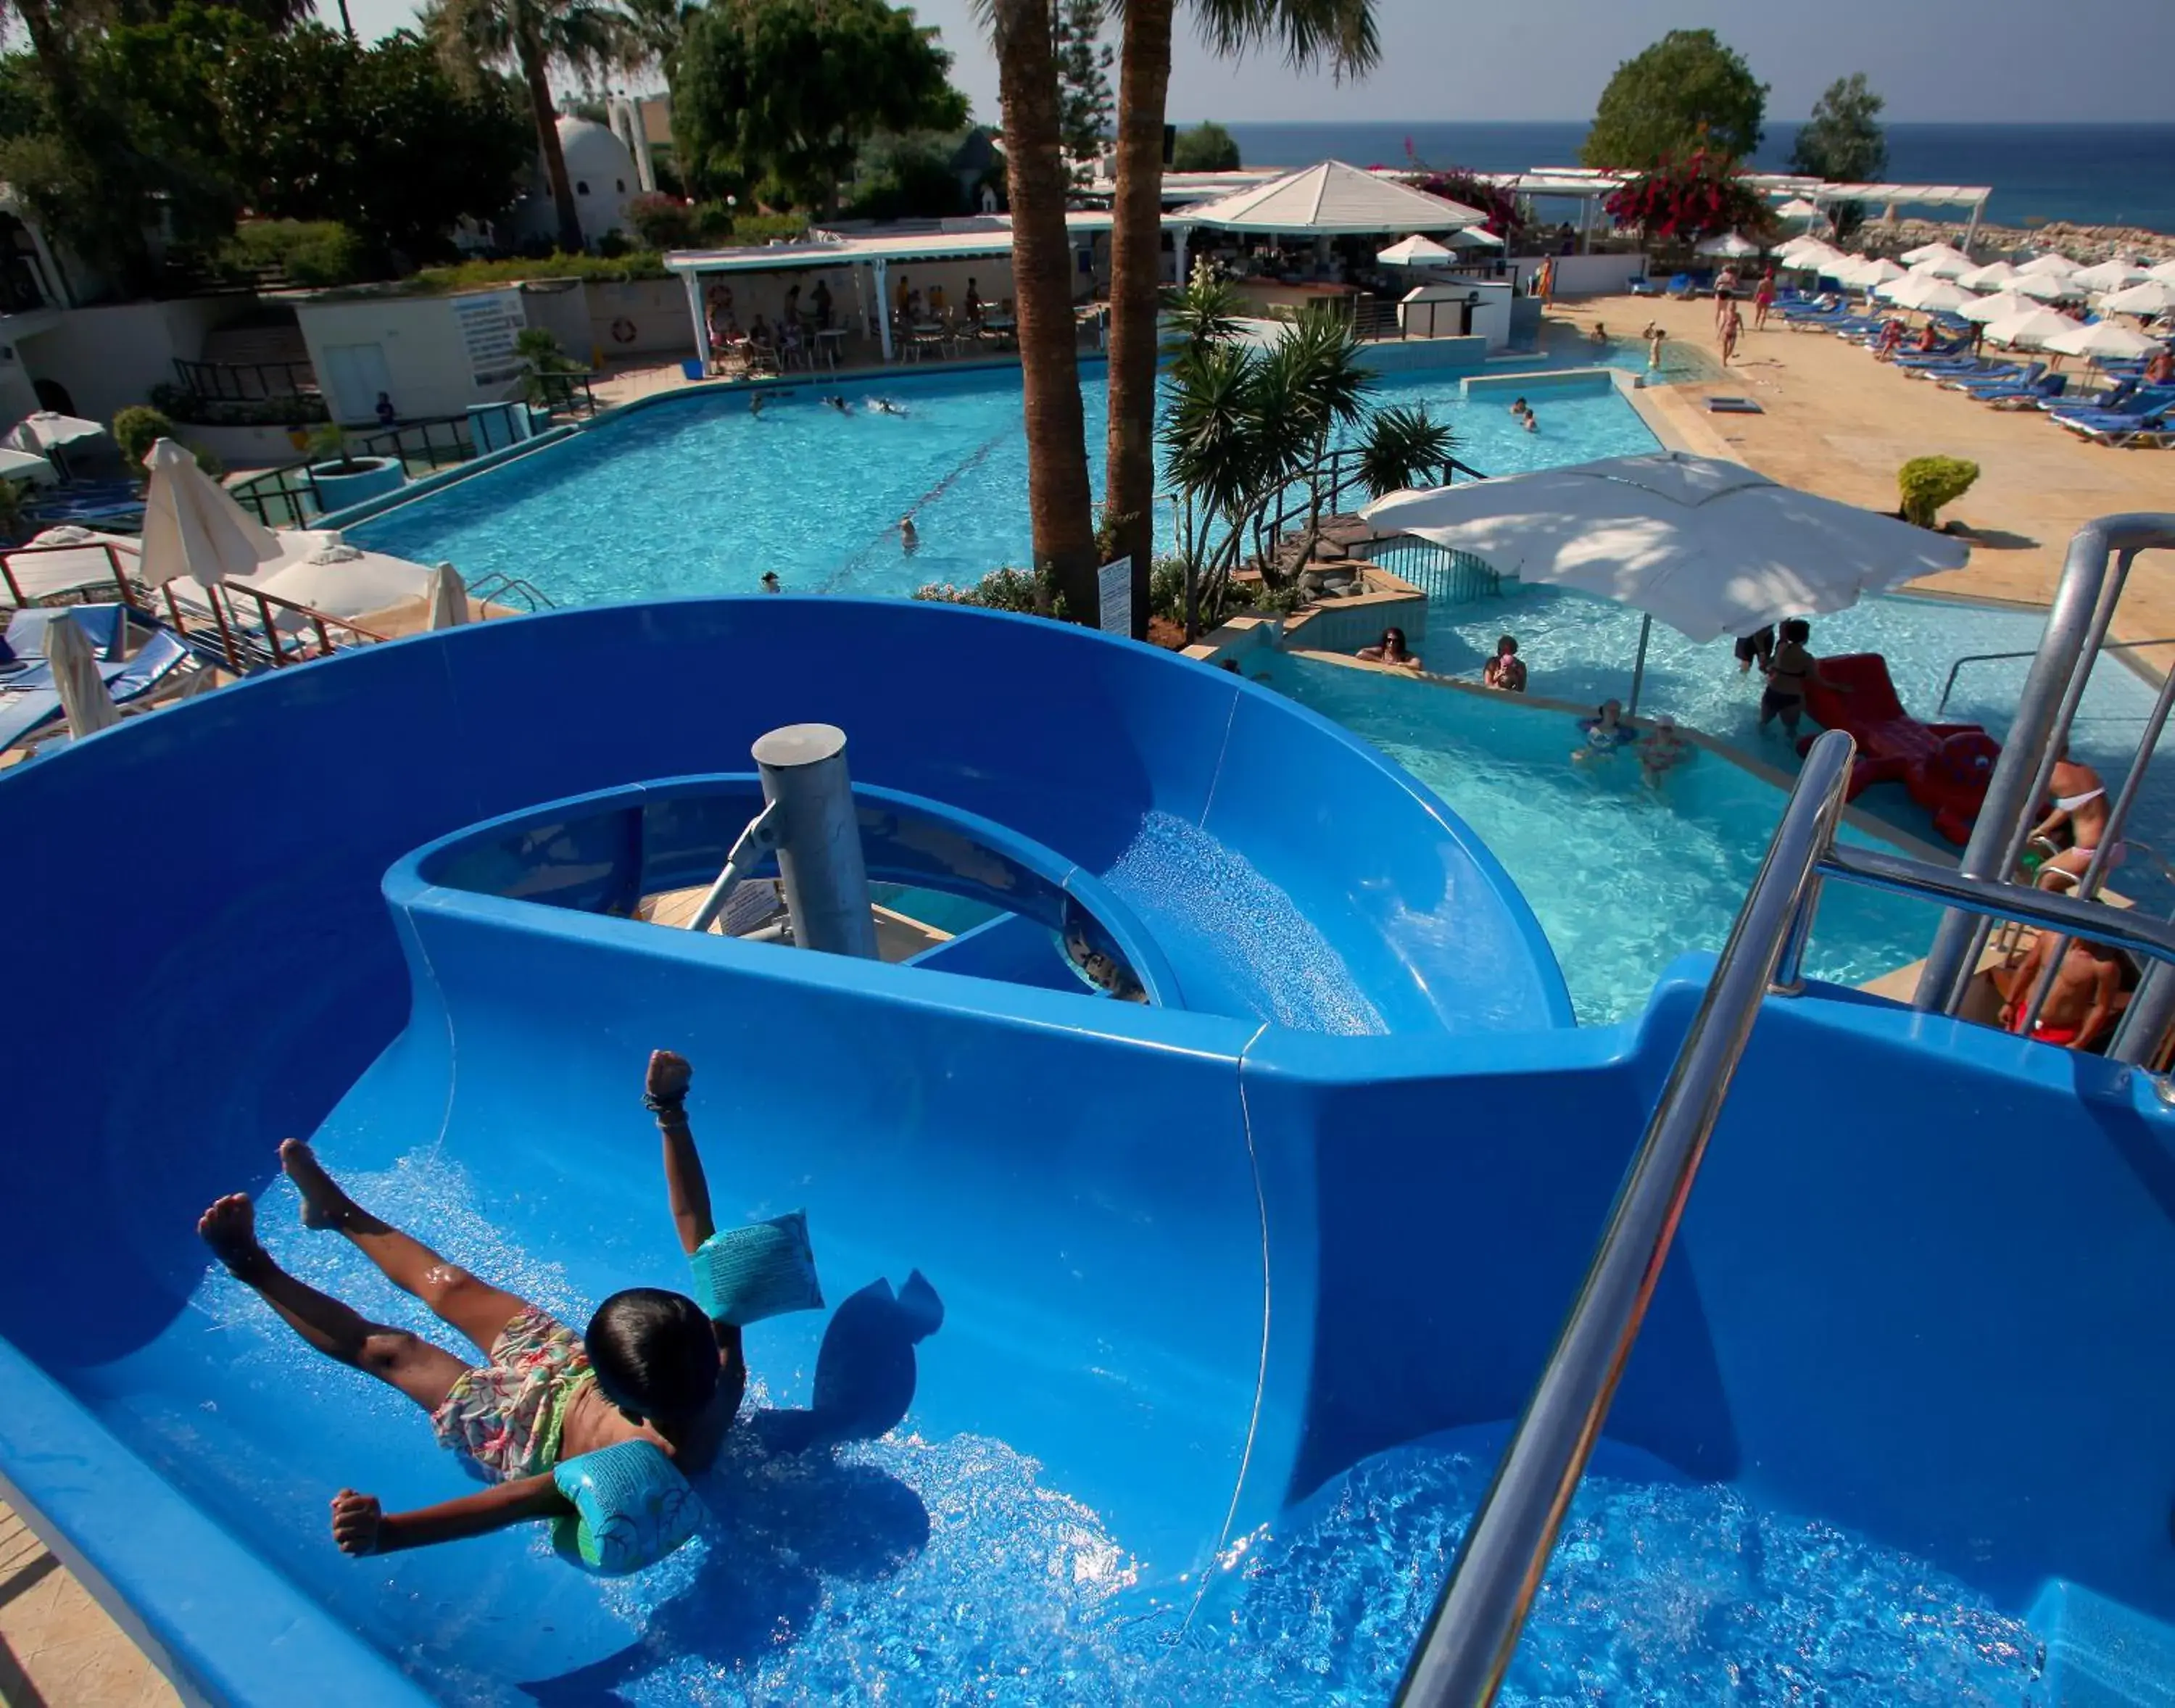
[1982,307,2082,349]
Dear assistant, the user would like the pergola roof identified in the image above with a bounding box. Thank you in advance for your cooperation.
[1180,160,1486,233]
[664,213,1113,275]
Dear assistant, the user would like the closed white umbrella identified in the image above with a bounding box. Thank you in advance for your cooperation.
[9,411,105,452]
[2071,259,2148,294]
[2017,252,2078,278]
[1958,260,2019,292]
[1696,231,1762,258]
[2043,319,2163,362]
[45,610,120,737]
[1375,234,1456,266]
[2099,279,2175,317]
[138,436,282,594]
[1359,452,1967,712]
[2013,270,2083,301]
[1984,307,2082,349]
[1958,289,2034,324]
[426,560,469,629]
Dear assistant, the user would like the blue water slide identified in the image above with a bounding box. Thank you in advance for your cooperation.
[4,597,2175,1704]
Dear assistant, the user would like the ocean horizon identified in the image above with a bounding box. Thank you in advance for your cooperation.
[1216,121,2175,236]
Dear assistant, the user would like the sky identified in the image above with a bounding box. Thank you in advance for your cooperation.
[338,0,2174,126]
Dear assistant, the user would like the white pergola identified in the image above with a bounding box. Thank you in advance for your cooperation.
[1172,159,1488,283]
[664,212,1114,364]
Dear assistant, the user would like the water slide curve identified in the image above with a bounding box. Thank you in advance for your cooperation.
[3,597,2174,1704]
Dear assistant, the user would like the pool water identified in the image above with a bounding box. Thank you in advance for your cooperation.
[1267,655,1945,1024]
[1407,583,2175,919]
[218,1151,2044,1706]
[350,365,1659,606]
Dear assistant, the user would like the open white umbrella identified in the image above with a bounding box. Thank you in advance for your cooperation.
[1839,256,1908,290]
[1984,307,2082,349]
[1779,239,1844,272]
[426,560,469,629]
[2044,319,2163,362]
[2013,270,2083,301]
[1901,244,1973,279]
[5,525,140,602]
[1776,197,1823,223]
[1958,260,2019,292]
[1444,226,1505,249]
[2071,259,2148,294]
[9,412,105,452]
[2017,252,2078,278]
[2099,279,2175,317]
[0,447,54,485]
[138,436,282,594]
[1375,234,1456,267]
[2149,260,2175,286]
[45,610,120,738]
[1358,452,1968,712]
[1958,289,2034,324]
[1696,231,1762,258]
[1877,274,1976,313]
[244,534,435,621]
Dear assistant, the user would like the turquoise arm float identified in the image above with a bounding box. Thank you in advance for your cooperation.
[687,1211,824,1326]
[552,1440,708,1575]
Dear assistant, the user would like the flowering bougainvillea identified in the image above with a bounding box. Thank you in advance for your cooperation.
[1603,149,1773,244]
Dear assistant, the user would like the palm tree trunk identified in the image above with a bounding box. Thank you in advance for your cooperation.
[336,0,357,40]
[1103,0,1173,639]
[993,0,1098,622]
[516,19,585,254]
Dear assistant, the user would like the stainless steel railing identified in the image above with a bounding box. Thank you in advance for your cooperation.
[1396,726,2175,1708]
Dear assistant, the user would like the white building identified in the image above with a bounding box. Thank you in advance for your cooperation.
[510,117,640,251]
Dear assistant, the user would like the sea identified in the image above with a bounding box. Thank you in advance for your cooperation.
[1222,122,2175,235]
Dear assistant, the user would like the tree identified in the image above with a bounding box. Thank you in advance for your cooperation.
[1603,148,1772,246]
[1103,0,1373,637]
[1581,28,1765,169]
[1169,117,1238,171]
[430,0,630,254]
[1412,167,1522,247]
[1790,72,1885,181]
[1355,404,1453,501]
[1051,0,1110,178]
[671,0,966,210]
[987,0,1098,621]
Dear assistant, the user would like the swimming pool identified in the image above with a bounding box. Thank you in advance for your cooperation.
[349,365,1660,605]
[1267,654,1945,1022]
[1406,582,2175,919]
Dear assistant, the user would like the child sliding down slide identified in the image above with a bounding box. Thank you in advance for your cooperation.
[196,1049,819,1566]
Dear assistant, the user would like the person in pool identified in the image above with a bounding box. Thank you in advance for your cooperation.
[1733,625,1776,676]
[759,571,782,593]
[1356,626,1421,670]
[1638,713,1693,787]
[1573,699,1638,763]
[821,394,850,413]
[1588,320,1609,344]
[194,1051,745,1557]
[1482,634,1526,692]
[899,515,919,553]
[1758,619,1848,740]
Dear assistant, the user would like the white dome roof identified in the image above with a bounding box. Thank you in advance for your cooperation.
[555,116,636,190]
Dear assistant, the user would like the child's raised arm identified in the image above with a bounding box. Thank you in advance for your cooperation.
[646,1049,715,1256]
[331,1475,570,1555]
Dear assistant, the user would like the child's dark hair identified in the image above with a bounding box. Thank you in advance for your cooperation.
[586,1289,718,1422]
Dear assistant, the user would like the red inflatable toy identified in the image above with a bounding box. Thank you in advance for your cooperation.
[1795,652,2000,845]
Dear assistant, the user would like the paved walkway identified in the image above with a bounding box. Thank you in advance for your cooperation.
[0,1502,177,1707]
[1565,294,2175,660]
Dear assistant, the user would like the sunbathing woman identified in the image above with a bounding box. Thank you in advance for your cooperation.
[196,1050,753,1557]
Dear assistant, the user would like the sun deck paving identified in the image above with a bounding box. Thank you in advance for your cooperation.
[1565,294,2175,671]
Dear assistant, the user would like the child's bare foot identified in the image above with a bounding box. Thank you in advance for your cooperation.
[280,1139,355,1231]
[198,1193,269,1277]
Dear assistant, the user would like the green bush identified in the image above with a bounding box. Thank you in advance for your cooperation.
[220,220,368,289]
[731,210,810,245]
[149,382,323,428]
[691,201,736,244]
[1897,455,1980,528]
[1148,555,1186,620]
[112,405,175,470]
[911,565,1071,621]
[407,252,671,291]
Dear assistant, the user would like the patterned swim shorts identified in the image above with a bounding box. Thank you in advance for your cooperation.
[431,1305,592,1481]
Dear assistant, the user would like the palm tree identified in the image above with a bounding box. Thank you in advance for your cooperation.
[988,0,1099,621]
[1354,404,1454,499]
[1103,0,1378,635]
[431,0,630,255]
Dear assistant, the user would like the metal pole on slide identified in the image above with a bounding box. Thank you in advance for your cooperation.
[1625,613,1652,716]
[754,723,879,958]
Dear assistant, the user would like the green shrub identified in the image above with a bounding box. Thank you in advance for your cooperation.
[112,405,175,470]
[220,220,368,289]
[1897,455,1979,528]
[691,202,736,244]
[732,210,809,245]
[1148,555,1186,620]
[626,193,695,250]
[1249,583,1307,617]
[407,252,670,291]
[911,565,1071,621]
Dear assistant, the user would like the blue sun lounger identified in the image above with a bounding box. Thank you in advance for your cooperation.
[0,618,194,752]
[2054,404,2171,447]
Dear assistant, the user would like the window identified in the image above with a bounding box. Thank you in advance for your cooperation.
[576,180,590,196]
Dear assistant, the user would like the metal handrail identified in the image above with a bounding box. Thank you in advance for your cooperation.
[1935,636,2175,716]
[1398,727,2175,1707]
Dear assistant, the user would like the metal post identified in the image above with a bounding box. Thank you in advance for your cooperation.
[1915,519,2175,1012]
[872,260,894,362]
[753,723,878,958]
[1625,613,1652,716]
[680,268,708,371]
[2112,955,2175,1066]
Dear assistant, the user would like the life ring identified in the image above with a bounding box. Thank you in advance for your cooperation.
[610,317,638,344]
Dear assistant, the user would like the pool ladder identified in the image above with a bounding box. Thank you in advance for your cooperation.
[1396,514,2175,1708]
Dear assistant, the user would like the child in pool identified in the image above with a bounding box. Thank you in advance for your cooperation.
[196,1050,745,1556]
[1573,699,1637,764]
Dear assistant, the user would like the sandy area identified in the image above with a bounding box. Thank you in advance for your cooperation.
[1563,294,2175,660]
